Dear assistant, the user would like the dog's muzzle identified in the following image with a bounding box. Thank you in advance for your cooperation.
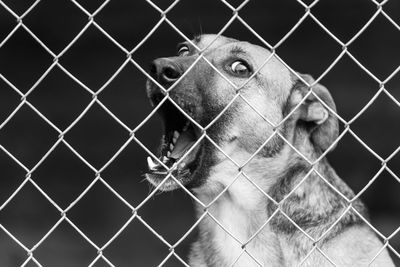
[145,57,203,191]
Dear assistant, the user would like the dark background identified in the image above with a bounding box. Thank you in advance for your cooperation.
[0,0,399,266]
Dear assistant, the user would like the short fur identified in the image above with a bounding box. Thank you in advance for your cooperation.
[146,34,394,266]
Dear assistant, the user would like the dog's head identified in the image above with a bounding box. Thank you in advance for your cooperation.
[145,34,338,191]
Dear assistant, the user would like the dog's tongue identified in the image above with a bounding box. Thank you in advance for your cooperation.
[170,129,196,159]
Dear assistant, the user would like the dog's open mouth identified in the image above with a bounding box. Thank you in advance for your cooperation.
[146,97,202,191]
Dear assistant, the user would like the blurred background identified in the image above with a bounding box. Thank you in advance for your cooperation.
[0,0,399,266]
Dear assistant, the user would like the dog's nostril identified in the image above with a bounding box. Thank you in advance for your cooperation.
[162,66,181,81]
[150,58,181,82]
[149,62,158,78]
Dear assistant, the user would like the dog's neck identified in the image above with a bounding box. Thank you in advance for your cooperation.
[190,144,366,266]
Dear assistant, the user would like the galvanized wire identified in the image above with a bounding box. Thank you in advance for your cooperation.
[0,0,399,266]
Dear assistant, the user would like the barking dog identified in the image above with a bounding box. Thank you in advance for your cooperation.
[145,34,394,267]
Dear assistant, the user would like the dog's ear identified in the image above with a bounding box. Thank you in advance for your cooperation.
[290,74,339,152]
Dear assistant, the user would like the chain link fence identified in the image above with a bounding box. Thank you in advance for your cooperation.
[0,0,399,266]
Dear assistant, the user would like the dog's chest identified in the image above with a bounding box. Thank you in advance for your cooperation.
[219,205,282,266]
[193,197,284,267]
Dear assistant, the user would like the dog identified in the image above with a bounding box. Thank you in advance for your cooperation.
[145,34,394,267]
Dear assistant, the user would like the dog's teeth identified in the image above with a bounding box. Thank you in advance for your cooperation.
[170,143,174,151]
[173,131,179,143]
[167,151,171,157]
[162,156,168,163]
[147,156,157,170]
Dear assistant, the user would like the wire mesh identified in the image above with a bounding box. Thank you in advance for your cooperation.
[0,0,399,266]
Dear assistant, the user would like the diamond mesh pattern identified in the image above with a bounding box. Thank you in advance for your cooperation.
[0,0,399,266]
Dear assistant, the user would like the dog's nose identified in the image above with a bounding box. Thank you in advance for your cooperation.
[150,58,182,84]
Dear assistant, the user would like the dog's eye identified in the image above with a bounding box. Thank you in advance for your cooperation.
[230,61,250,76]
[178,45,190,57]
